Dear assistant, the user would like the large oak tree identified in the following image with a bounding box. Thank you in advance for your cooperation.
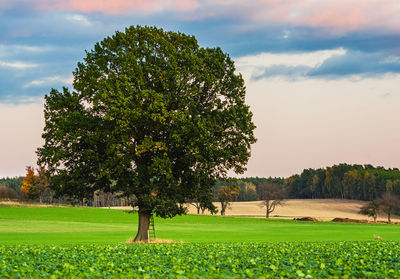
[37,26,256,241]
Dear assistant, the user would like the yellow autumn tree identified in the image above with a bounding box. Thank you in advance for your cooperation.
[20,166,50,203]
[20,166,36,199]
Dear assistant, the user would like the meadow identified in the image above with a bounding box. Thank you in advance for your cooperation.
[1,206,400,278]
[1,206,400,244]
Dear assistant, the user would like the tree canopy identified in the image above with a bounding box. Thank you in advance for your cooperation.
[37,25,256,241]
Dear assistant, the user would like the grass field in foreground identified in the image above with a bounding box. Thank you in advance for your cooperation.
[2,242,400,278]
[0,206,400,244]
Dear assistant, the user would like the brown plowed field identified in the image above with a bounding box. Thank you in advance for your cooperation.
[185,199,400,221]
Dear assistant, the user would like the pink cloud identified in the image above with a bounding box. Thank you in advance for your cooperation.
[33,0,198,15]
[187,0,400,34]
[3,0,400,33]
[282,0,399,31]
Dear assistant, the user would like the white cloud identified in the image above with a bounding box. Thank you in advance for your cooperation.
[0,45,55,60]
[235,48,346,72]
[234,48,400,80]
[0,44,53,53]
[24,75,73,88]
[282,30,290,39]
[0,61,38,69]
[65,14,92,26]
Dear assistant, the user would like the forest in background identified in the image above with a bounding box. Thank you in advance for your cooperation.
[213,164,400,202]
[0,177,23,193]
[283,164,400,201]
[1,164,400,203]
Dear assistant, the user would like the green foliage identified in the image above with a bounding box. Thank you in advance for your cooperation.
[1,242,399,278]
[239,177,285,186]
[238,181,258,201]
[284,164,400,200]
[37,25,256,221]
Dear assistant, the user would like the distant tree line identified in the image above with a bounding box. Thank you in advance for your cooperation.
[0,177,23,194]
[3,163,399,205]
[213,164,400,204]
[284,164,400,201]
[0,177,23,200]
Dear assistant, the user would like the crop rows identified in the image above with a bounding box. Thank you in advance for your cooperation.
[1,242,399,278]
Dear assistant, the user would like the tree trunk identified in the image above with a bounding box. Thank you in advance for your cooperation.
[39,195,43,204]
[265,200,270,218]
[220,202,226,216]
[134,210,151,242]
[388,212,391,223]
[197,205,200,214]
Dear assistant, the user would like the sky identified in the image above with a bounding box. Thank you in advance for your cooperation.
[1,0,400,178]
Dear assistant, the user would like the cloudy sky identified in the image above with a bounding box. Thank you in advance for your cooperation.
[1,0,400,178]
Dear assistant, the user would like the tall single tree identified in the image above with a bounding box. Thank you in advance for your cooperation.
[37,26,256,241]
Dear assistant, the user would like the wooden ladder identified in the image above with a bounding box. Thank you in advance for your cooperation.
[149,215,156,240]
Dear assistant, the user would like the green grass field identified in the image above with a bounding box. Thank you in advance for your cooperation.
[1,206,399,244]
[1,206,400,278]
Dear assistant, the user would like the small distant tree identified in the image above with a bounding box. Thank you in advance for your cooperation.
[20,166,37,200]
[379,192,400,223]
[257,182,285,218]
[359,200,380,222]
[216,184,240,216]
[191,200,217,214]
